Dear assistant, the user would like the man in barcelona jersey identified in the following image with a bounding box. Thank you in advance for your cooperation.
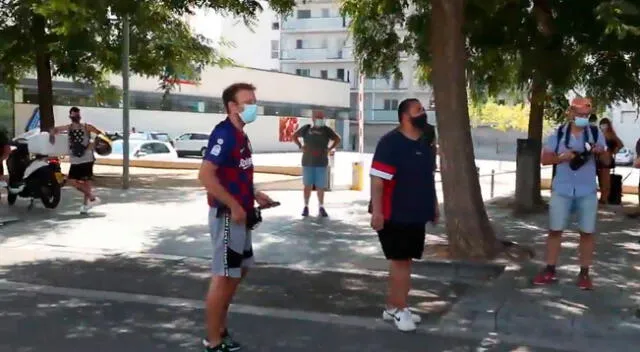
[198,83,275,352]
[369,98,438,332]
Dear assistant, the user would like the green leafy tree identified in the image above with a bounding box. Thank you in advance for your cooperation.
[464,0,640,211]
[0,0,295,131]
[343,0,502,258]
[343,0,640,258]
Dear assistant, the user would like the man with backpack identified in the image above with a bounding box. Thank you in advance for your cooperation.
[533,97,607,290]
[50,107,104,214]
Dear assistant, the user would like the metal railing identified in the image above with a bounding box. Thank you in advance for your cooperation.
[433,166,553,199]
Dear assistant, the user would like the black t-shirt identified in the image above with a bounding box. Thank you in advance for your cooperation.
[370,129,437,224]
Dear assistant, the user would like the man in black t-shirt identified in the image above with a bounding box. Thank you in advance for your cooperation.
[370,98,438,332]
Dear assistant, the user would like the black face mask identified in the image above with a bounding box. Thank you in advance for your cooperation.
[70,115,80,123]
[410,113,428,129]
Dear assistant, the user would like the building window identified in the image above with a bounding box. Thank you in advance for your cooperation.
[296,39,303,49]
[271,40,279,59]
[320,70,328,79]
[336,68,345,81]
[321,8,330,18]
[296,69,311,77]
[272,22,279,30]
[384,99,399,110]
[297,10,311,19]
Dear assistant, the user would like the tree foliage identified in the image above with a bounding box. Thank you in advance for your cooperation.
[0,0,296,129]
[469,100,530,131]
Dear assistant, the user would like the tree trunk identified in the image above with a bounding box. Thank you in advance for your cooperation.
[430,0,498,259]
[514,76,546,212]
[31,13,55,131]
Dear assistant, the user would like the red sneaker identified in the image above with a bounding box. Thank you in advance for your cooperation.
[577,274,593,290]
[533,270,557,285]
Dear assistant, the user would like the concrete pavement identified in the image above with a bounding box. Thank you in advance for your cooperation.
[0,289,565,352]
[1,172,640,350]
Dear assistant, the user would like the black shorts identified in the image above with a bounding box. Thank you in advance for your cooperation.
[68,162,94,181]
[377,222,426,260]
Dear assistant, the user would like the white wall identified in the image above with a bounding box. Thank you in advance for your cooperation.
[608,102,640,152]
[219,4,281,70]
[14,104,341,153]
[25,66,350,109]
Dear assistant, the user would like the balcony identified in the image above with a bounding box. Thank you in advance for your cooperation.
[281,48,349,61]
[350,78,408,91]
[367,110,398,122]
[281,17,350,32]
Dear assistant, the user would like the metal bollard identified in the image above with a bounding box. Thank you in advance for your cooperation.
[490,169,495,198]
[326,151,335,191]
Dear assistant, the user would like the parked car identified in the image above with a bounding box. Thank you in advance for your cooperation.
[103,140,178,161]
[107,131,174,147]
[615,147,634,166]
[173,132,210,157]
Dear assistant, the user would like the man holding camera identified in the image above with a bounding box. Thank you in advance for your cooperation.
[534,97,607,290]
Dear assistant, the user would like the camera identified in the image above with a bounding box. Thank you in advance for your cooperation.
[569,142,593,170]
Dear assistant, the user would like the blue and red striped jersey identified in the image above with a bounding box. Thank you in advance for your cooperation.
[203,118,255,211]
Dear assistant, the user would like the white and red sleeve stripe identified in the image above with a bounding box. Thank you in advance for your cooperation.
[370,160,396,180]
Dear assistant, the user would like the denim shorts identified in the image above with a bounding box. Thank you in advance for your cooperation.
[549,192,598,234]
[302,166,328,188]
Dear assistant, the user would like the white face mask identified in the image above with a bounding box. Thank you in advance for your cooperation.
[313,119,325,127]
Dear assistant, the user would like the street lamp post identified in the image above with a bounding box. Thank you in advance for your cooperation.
[121,15,130,189]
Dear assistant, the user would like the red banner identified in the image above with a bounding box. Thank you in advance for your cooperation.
[279,117,299,142]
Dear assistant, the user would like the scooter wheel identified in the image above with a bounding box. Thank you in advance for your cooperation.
[7,193,17,206]
[41,182,61,209]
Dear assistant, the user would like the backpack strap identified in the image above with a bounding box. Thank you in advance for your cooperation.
[552,125,565,179]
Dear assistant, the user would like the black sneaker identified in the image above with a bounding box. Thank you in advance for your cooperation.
[302,206,309,217]
[203,332,241,352]
[222,330,242,351]
[319,207,328,217]
[203,341,230,352]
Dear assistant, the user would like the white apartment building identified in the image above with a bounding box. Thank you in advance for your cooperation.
[186,1,432,125]
[278,0,432,123]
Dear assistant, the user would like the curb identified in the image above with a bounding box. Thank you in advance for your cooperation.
[92,158,303,176]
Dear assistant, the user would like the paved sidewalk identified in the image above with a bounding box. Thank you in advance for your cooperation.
[0,290,563,352]
[1,186,640,350]
[440,199,640,351]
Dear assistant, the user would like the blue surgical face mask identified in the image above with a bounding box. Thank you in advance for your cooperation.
[240,104,258,124]
[313,119,325,127]
[574,116,589,128]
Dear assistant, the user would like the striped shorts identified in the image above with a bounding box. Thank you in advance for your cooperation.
[208,207,255,278]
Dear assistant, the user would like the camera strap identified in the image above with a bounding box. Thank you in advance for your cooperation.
[552,124,599,179]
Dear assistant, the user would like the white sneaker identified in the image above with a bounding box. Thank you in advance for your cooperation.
[0,180,6,188]
[383,308,417,331]
[86,197,101,210]
[383,307,422,324]
[79,205,89,215]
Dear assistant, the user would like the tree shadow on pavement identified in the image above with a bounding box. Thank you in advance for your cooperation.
[0,254,469,324]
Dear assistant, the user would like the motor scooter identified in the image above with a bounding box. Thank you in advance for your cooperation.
[5,140,64,210]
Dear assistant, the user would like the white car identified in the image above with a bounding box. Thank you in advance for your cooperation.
[615,147,634,166]
[174,133,210,158]
[105,140,178,161]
